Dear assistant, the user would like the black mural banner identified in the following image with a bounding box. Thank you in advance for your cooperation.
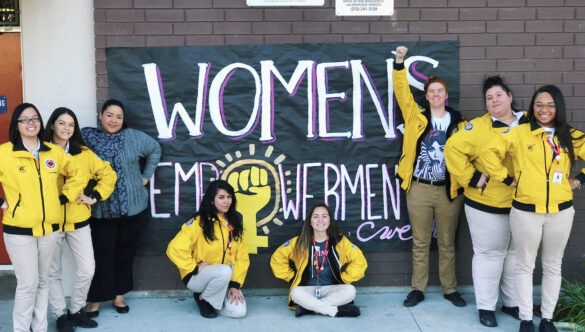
[105,41,460,255]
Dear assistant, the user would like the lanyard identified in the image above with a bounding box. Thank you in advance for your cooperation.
[312,237,329,282]
[546,136,561,164]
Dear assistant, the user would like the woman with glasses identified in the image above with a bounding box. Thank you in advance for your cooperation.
[0,103,82,332]
[44,107,117,332]
[480,85,585,332]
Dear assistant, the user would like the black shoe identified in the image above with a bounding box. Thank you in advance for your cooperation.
[68,309,98,328]
[335,304,361,317]
[113,304,129,314]
[403,290,425,307]
[85,309,99,318]
[539,319,557,332]
[56,314,74,332]
[443,291,467,307]
[520,320,535,332]
[294,305,314,317]
[479,310,497,327]
[502,306,520,320]
[193,292,217,318]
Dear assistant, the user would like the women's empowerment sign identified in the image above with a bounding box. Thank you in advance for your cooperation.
[105,41,459,254]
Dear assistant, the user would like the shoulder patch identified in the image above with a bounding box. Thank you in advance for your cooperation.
[185,218,194,226]
[283,240,290,247]
[464,123,473,131]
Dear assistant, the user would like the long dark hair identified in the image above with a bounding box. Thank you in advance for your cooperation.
[43,107,86,146]
[195,180,243,243]
[9,103,44,145]
[482,75,520,111]
[293,203,340,258]
[100,99,128,130]
[527,85,580,169]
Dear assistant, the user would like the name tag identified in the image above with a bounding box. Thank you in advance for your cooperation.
[553,171,563,184]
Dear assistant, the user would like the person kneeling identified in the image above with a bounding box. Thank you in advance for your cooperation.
[167,180,249,318]
[270,203,367,318]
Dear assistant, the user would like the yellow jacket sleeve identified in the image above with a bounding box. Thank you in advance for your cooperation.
[445,127,479,188]
[479,130,516,183]
[338,236,367,284]
[86,148,117,200]
[270,238,297,283]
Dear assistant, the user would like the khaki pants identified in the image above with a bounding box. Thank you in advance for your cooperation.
[4,232,59,332]
[291,284,356,317]
[510,207,574,320]
[48,225,95,318]
[187,264,246,318]
[465,205,516,310]
[407,181,463,294]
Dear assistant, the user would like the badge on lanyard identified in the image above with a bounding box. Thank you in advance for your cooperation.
[553,170,563,184]
[314,286,322,299]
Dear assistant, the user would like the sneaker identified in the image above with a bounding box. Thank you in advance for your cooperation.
[444,291,467,307]
[335,304,361,317]
[193,292,217,318]
[479,309,497,327]
[539,319,557,332]
[403,290,425,307]
[56,314,74,332]
[68,309,98,328]
[520,320,535,332]
[294,305,314,317]
[501,306,520,320]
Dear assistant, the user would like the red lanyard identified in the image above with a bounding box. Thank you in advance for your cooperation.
[546,136,561,164]
[312,237,329,281]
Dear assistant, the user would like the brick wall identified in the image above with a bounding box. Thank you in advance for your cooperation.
[94,0,585,290]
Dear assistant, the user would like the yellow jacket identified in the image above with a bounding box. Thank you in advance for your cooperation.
[393,63,465,199]
[479,121,585,214]
[167,216,250,289]
[270,235,367,308]
[58,143,117,232]
[445,113,528,213]
[0,141,83,236]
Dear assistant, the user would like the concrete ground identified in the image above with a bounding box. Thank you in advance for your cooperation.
[0,274,540,332]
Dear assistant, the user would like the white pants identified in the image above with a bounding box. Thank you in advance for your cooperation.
[510,207,574,320]
[48,226,95,318]
[4,232,59,332]
[291,284,356,317]
[186,264,246,318]
[465,205,516,310]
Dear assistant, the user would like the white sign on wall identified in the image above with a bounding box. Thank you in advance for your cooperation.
[247,0,324,6]
[336,0,394,16]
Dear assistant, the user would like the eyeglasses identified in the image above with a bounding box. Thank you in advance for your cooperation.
[16,116,41,124]
[534,103,556,111]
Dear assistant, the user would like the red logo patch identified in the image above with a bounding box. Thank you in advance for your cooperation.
[45,159,56,169]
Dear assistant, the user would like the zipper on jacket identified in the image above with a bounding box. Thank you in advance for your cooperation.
[62,177,67,230]
[35,159,47,235]
[542,139,550,214]
[11,194,21,218]
[514,172,522,197]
